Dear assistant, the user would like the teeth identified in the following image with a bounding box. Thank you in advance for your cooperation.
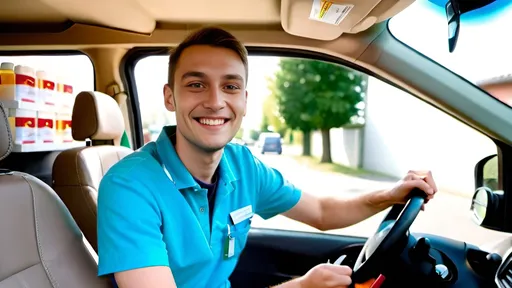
[199,118,225,126]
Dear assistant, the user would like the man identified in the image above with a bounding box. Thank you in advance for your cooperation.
[97,27,437,288]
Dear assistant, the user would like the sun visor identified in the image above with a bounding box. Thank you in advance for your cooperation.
[281,0,414,40]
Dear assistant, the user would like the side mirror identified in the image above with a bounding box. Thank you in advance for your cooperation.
[474,154,499,191]
[470,187,504,230]
[471,154,505,231]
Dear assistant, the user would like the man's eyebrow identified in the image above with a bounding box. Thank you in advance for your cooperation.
[181,71,244,82]
[223,74,244,81]
[181,71,207,80]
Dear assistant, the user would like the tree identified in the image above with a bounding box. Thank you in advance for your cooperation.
[262,88,288,137]
[269,58,365,162]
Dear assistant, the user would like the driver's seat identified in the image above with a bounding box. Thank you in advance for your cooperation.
[0,102,111,287]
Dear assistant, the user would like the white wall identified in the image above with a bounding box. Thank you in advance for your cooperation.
[362,77,496,196]
[311,128,362,168]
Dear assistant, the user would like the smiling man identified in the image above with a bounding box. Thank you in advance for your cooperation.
[97,27,438,288]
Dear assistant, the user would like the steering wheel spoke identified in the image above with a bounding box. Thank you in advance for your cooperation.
[352,188,428,283]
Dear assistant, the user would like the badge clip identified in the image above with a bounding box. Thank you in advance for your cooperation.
[223,224,235,259]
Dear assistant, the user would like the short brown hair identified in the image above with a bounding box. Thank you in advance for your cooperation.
[167,27,249,89]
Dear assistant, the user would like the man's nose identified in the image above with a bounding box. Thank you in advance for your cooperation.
[203,88,225,111]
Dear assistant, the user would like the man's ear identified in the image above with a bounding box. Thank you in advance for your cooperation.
[163,84,176,112]
[243,90,248,116]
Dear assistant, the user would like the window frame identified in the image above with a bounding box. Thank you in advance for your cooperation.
[120,46,417,150]
[120,46,512,233]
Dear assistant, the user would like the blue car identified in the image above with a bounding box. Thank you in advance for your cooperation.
[257,133,282,154]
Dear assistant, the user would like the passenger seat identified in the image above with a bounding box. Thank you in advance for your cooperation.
[0,102,111,287]
[52,91,132,252]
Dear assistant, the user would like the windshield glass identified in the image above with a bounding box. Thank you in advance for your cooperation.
[264,137,281,144]
[388,0,512,106]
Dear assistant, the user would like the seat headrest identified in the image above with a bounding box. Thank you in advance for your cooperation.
[72,91,125,143]
[0,102,13,161]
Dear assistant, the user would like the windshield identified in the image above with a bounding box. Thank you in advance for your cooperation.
[388,0,512,106]
[264,137,281,144]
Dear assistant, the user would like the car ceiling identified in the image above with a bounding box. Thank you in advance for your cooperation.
[1,0,413,40]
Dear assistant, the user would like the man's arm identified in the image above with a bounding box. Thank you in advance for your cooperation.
[282,189,390,231]
[97,171,176,288]
[283,171,436,231]
[114,267,176,288]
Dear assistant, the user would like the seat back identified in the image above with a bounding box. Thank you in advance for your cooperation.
[0,102,111,288]
[52,91,132,252]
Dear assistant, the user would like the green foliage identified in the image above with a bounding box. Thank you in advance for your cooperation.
[249,129,260,141]
[262,89,288,136]
[235,128,244,139]
[269,57,365,131]
[260,115,270,133]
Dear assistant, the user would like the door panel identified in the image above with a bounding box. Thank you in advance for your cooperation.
[230,228,367,288]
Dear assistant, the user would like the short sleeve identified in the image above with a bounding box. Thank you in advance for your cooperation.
[253,155,302,220]
[97,173,169,276]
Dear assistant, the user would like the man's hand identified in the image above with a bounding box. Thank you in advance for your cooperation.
[274,264,352,288]
[299,264,353,288]
[382,170,438,210]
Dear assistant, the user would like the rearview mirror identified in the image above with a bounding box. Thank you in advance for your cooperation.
[445,0,460,53]
[445,0,496,52]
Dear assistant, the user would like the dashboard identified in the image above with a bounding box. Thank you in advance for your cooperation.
[495,246,512,287]
[337,232,512,288]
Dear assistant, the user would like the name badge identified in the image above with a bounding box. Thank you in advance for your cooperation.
[230,205,253,225]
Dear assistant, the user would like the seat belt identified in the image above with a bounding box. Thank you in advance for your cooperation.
[106,83,131,149]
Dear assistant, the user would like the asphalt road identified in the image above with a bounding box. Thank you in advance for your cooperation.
[248,145,511,247]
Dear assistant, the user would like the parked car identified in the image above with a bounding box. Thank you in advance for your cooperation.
[257,132,282,154]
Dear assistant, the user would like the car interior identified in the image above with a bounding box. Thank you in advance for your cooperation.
[1,0,512,287]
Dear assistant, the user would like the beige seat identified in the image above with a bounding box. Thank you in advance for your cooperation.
[53,91,132,252]
[0,102,111,288]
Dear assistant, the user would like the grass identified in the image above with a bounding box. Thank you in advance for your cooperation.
[290,154,398,181]
[483,155,498,179]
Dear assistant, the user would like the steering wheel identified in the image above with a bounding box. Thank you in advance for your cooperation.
[351,188,427,283]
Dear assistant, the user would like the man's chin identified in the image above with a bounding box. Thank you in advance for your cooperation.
[195,141,229,154]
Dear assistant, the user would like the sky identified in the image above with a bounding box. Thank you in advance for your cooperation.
[388,0,512,83]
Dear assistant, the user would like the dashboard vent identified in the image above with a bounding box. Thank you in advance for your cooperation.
[497,268,512,288]
[497,249,512,288]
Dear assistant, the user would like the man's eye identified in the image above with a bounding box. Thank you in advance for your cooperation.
[225,84,240,90]
[188,83,204,88]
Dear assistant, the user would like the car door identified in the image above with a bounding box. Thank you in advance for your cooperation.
[230,228,366,287]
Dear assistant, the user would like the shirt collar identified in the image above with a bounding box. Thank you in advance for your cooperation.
[155,125,238,191]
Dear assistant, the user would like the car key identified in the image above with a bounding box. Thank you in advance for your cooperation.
[326,254,347,265]
[333,254,347,265]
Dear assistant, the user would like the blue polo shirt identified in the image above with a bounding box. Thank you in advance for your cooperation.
[97,126,302,288]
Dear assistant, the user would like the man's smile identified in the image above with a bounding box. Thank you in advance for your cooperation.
[194,117,231,127]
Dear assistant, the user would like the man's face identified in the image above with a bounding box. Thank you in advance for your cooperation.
[164,45,247,152]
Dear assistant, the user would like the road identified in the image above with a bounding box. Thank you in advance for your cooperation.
[248,145,511,247]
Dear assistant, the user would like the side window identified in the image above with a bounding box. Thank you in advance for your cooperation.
[0,54,94,152]
[134,55,174,143]
[134,54,509,246]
